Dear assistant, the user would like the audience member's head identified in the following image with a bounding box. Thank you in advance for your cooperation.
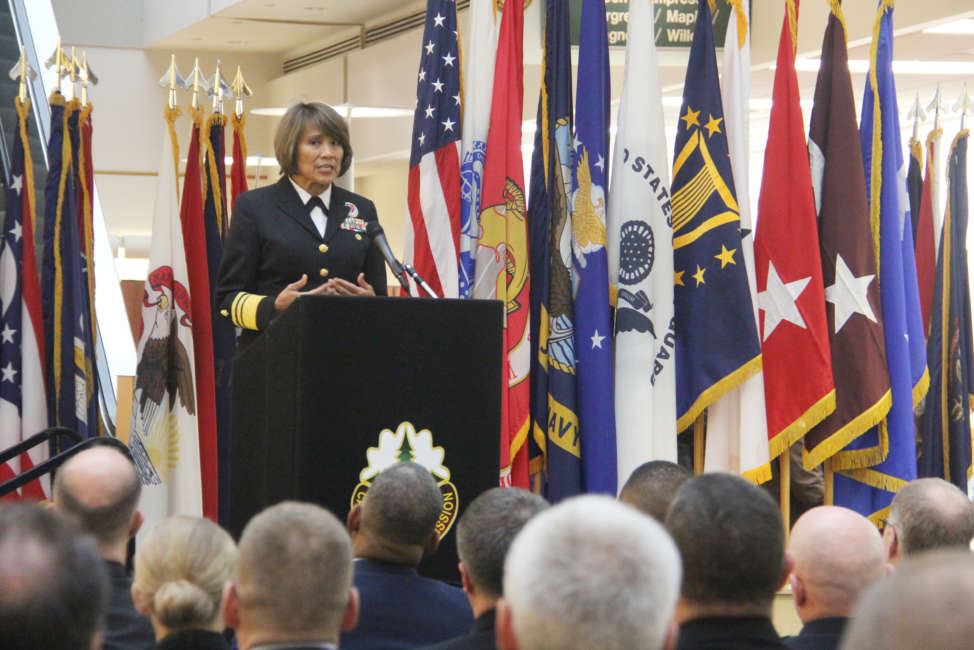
[665,472,789,621]
[787,506,887,623]
[840,549,974,650]
[619,460,692,522]
[132,516,237,640]
[497,495,681,650]
[53,443,143,562]
[456,487,548,615]
[885,477,974,563]
[0,503,109,650]
[348,461,443,565]
[225,501,358,650]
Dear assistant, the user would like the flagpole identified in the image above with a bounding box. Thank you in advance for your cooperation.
[824,458,834,505]
[693,416,705,474]
[779,450,790,536]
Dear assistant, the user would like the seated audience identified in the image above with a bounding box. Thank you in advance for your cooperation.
[784,506,887,650]
[54,443,156,650]
[341,461,473,649]
[496,495,681,650]
[0,502,108,650]
[223,501,359,650]
[618,459,691,521]
[132,516,237,649]
[840,549,974,650]
[883,477,974,564]
[423,487,548,650]
[665,472,791,649]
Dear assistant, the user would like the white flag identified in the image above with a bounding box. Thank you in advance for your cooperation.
[705,0,772,483]
[130,113,202,535]
[608,0,677,489]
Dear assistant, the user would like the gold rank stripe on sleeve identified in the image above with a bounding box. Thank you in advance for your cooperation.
[231,292,265,330]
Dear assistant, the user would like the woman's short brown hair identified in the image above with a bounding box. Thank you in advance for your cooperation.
[274,102,353,178]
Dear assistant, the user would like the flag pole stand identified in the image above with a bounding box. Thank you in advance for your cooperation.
[693,416,705,474]
[780,450,791,538]
[824,458,834,505]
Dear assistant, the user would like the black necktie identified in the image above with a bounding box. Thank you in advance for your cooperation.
[307,195,328,216]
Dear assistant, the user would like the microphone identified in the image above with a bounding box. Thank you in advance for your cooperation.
[366,221,408,290]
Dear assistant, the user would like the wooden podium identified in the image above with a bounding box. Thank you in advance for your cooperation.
[227,295,503,581]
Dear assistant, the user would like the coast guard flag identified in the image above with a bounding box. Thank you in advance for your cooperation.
[527,0,580,500]
[130,108,202,528]
[753,0,835,459]
[803,2,890,470]
[914,129,941,334]
[835,0,929,520]
[608,0,676,484]
[0,97,49,499]
[917,131,973,491]
[405,0,462,298]
[458,0,498,298]
[572,0,616,494]
[671,0,761,433]
[707,0,771,484]
[473,0,530,488]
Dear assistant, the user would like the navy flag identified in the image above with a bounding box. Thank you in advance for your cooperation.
[917,130,973,489]
[671,0,761,432]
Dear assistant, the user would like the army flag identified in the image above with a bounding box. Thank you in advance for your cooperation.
[753,0,835,459]
[707,0,771,483]
[230,111,249,209]
[572,0,616,494]
[671,0,761,433]
[0,97,49,499]
[835,0,929,520]
[405,0,462,299]
[458,0,498,298]
[917,130,973,490]
[608,0,676,483]
[130,108,202,527]
[803,2,890,470]
[527,0,581,500]
[914,129,941,335]
[473,0,530,488]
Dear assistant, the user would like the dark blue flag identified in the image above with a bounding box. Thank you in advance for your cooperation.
[671,0,761,434]
[917,131,973,489]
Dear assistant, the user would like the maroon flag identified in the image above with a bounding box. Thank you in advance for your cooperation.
[914,131,939,335]
[230,112,248,210]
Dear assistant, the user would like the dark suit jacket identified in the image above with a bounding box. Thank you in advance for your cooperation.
[215,177,388,347]
[340,558,473,650]
[676,616,787,650]
[154,629,229,650]
[103,560,155,650]
[783,617,848,650]
[419,609,495,650]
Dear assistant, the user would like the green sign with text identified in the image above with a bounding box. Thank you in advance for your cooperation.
[567,0,734,48]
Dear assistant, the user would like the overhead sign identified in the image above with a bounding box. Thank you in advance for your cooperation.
[567,0,734,48]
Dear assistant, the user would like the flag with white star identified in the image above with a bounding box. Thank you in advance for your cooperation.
[0,97,49,499]
[752,0,835,460]
[834,0,929,521]
[571,0,616,495]
[670,0,760,434]
[803,4,890,470]
[404,0,462,298]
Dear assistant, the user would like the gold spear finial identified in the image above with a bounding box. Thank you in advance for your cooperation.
[187,57,210,111]
[8,46,37,102]
[230,65,253,118]
[907,92,926,141]
[158,54,187,110]
[44,38,68,95]
[77,52,98,105]
[207,60,234,114]
[66,46,77,101]
[954,83,972,131]
[926,84,949,131]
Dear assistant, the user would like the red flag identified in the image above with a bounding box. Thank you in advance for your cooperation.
[473,0,530,487]
[754,0,835,458]
[229,112,248,211]
[180,108,218,520]
[915,131,939,335]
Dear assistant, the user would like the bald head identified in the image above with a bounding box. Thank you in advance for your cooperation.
[887,478,974,561]
[787,506,886,622]
[54,445,141,548]
[841,550,974,650]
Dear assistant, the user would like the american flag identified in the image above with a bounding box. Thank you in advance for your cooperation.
[404,0,462,298]
[0,98,49,499]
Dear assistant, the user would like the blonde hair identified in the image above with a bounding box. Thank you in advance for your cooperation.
[133,516,237,630]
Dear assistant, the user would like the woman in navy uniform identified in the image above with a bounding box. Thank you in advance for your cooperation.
[215,102,387,348]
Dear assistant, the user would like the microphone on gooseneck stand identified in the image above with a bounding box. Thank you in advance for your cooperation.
[366,221,409,291]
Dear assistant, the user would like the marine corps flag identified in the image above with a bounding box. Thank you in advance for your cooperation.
[835,0,928,519]
[608,0,676,480]
[472,0,530,488]
[671,0,761,433]
[803,1,890,470]
[527,0,581,500]
[0,97,49,499]
[753,0,834,459]
[917,131,973,490]
[130,107,202,526]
